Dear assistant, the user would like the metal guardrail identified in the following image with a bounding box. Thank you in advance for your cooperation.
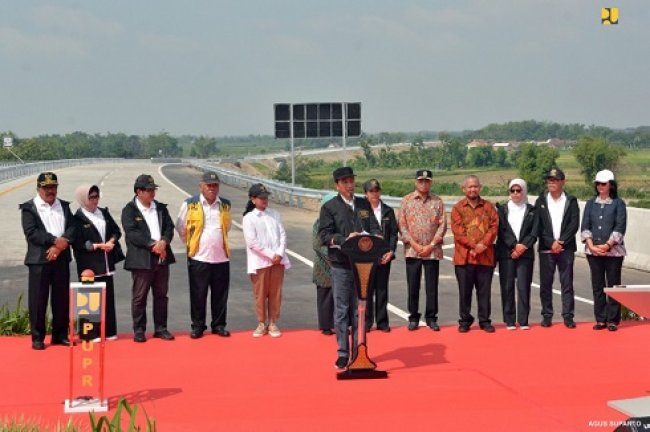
[0,158,141,184]
[185,159,453,211]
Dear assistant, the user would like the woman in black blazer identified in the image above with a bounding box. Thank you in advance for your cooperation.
[495,179,538,330]
[71,184,125,339]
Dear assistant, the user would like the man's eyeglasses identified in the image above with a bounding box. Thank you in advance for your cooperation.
[510,188,522,193]
[88,195,100,200]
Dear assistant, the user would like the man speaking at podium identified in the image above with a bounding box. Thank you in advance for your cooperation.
[318,167,381,370]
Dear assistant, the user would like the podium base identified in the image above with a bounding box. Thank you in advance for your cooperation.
[64,398,109,413]
[336,369,388,380]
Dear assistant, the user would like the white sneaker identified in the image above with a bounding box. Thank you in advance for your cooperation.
[252,323,266,337]
[506,326,516,331]
[107,335,118,341]
[268,323,282,338]
[520,325,530,330]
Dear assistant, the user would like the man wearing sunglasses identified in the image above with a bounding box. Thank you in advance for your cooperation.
[534,168,580,329]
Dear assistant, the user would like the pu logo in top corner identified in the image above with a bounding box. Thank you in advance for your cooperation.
[601,7,619,25]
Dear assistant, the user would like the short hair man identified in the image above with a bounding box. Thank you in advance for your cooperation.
[19,172,75,350]
[318,167,381,370]
[122,174,176,343]
[451,175,499,333]
[534,168,580,328]
[176,171,232,339]
[398,169,447,331]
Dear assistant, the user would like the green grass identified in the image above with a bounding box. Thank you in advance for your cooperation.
[296,149,650,201]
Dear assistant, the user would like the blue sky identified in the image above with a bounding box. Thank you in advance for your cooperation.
[0,1,648,137]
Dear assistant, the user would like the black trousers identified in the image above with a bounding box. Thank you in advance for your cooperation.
[316,285,334,330]
[130,264,170,333]
[455,264,494,326]
[587,255,623,324]
[498,257,533,326]
[366,262,391,330]
[539,251,575,319]
[406,258,439,324]
[96,275,117,337]
[27,259,70,342]
[188,259,230,331]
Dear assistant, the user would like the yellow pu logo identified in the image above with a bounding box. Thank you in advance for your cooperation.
[76,292,101,315]
[602,7,619,25]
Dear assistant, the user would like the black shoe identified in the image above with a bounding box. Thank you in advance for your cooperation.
[407,322,419,331]
[564,318,576,329]
[335,356,348,369]
[153,330,175,340]
[365,326,372,333]
[377,326,391,333]
[428,322,440,332]
[593,322,607,330]
[190,329,204,339]
[607,323,618,332]
[321,329,334,336]
[133,332,147,343]
[32,340,45,350]
[480,324,495,333]
[211,327,231,337]
[541,317,552,328]
[51,338,71,346]
[458,324,470,333]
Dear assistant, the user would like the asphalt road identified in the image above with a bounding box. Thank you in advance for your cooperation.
[1,161,649,338]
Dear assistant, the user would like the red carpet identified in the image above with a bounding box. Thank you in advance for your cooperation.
[1,323,649,431]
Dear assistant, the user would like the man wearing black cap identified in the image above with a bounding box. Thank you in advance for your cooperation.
[399,169,447,331]
[176,171,232,339]
[318,167,381,369]
[122,174,176,342]
[363,178,398,332]
[20,172,75,350]
[534,168,580,329]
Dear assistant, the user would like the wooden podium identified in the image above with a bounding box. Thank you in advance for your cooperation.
[337,234,390,380]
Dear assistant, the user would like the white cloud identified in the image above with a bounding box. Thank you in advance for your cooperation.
[0,27,87,57]
[30,5,124,37]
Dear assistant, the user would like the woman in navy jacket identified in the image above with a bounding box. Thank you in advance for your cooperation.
[580,170,627,331]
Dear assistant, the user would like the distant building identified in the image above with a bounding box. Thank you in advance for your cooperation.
[467,139,491,149]
[492,142,511,149]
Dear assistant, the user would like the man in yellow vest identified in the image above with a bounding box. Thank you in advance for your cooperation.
[176,171,232,339]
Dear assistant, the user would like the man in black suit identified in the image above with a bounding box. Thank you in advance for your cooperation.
[534,168,580,329]
[362,179,398,333]
[19,172,75,350]
[318,167,381,370]
[121,174,176,343]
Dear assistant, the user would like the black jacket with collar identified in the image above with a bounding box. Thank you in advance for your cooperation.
[364,198,399,259]
[72,207,125,276]
[121,198,176,270]
[318,194,382,268]
[495,201,538,260]
[534,191,580,252]
[19,198,75,265]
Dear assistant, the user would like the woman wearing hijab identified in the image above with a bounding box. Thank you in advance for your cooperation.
[495,179,538,330]
[71,184,125,340]
[580,169,627,332]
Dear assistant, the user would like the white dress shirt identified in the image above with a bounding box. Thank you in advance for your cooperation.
[135,198,161,241]
[176,194,229,264]
[82,208,107,242]
[546,192,567,240]
[34,195,65,237]
[507,201,526,242]
[242,207,291,274]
